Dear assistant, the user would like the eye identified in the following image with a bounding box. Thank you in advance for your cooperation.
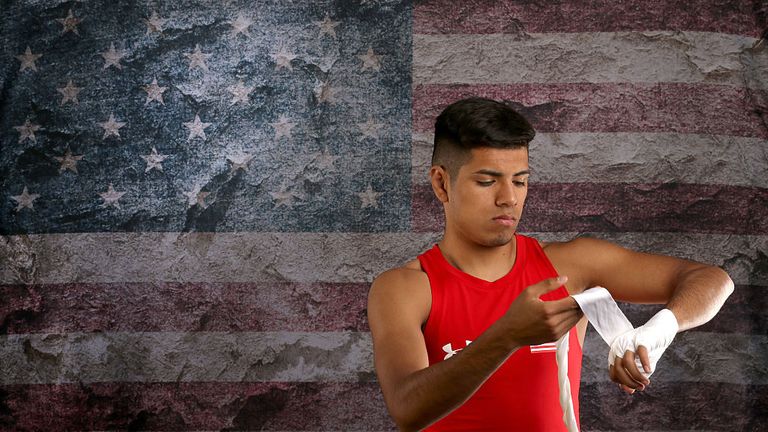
[477,180,494,187]
[513,180,527,186]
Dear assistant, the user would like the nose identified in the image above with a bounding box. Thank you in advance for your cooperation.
[495,182,518,207]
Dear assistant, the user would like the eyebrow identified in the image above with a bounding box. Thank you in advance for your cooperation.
[473,169,531,177]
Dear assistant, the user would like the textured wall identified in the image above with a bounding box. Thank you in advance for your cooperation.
[1,0,767,431]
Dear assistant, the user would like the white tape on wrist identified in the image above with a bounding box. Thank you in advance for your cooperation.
[555,287,678,432]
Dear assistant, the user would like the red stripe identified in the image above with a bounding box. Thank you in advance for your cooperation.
[0,382,392,431]
[414,0,764,36]
[412,183,768,234]
[580,382,768,430]
[0,282,369,334]
[1,382,765,430]
[413,83,768,138]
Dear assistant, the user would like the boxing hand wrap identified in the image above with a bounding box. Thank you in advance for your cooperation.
[609,308,679,378]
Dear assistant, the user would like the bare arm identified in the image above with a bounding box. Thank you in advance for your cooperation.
[368,269,581,431]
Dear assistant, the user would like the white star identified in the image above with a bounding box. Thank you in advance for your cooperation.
[16,46,42,72]
[316,81,338,104]
[228,154,253,174]
[57,8,82,35]
[228,81,253,105]
[272,45,297,70]
[183,186,210,208]
[57,80,82,105]
[310,149,339,172]
[185,44,210,72]
[143,77,167,105]
[14,119,41,143]
[357,184,382,209]
[54,148,84,174]
[270,186,303,208]
[101,43,125,70]
[270,114,296,139]
[144,11,166,34]
[358,116,383,139]
[99,183,126,208]
[140,147,168,172]
[11,186,40,211]
[183,114,212,141]
[316,15,340,38]
[359,47,381,71]
[230,13,253,37]
[99,113,126,139]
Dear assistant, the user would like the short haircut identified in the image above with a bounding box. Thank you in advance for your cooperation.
[432,97,535,179]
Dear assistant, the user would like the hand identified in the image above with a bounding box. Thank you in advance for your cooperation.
[608,309,679,394]
[502,276,583,347]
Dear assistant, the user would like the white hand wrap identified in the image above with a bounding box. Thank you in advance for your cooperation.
[609,308,679,378]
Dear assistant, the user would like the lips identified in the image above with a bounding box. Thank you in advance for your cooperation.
[493,215,517,226]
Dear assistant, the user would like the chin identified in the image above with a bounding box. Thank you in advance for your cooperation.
[484,232,516,247]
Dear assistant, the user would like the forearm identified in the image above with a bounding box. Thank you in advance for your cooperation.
[666,265,734,332]
[386,318,520,431]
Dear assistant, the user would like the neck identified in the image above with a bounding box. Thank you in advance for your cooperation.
[438,230,518,282]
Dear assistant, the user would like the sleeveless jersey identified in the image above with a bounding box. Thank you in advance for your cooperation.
[417,233,582,431]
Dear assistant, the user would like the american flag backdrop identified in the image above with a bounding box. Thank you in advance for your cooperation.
[1,0,766,430]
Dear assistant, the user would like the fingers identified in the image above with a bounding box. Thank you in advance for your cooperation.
[609,350,650,394]
[527,275,568,298]
[637,345,652,374]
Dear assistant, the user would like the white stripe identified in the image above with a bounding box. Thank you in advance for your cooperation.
[414,32,767,89]
[1,331,764,385]
[412,132,768,187]
[0,331,372,385]
[1,233,765,285]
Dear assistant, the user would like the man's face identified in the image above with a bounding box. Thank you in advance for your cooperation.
[444,146,530,247]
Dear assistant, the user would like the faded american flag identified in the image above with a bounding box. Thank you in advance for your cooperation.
[1,0,767,430]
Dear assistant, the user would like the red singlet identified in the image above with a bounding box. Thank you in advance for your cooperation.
[417,233,582,431]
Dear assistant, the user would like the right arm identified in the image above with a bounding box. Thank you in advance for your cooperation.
[368,269,581,431]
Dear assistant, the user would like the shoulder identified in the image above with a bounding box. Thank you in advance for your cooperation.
[538,236,625,293]
[368,259,432,326]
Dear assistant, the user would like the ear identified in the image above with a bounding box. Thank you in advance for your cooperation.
[429,165,450,203]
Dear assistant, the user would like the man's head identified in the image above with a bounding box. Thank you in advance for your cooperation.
[430,97,536,247]
[432,97,535,181]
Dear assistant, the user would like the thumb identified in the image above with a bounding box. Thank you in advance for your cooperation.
[528,275,568,299]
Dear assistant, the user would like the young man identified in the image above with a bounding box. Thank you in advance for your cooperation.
[367,97,734,431]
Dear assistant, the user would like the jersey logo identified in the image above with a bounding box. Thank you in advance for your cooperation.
[530,342,558,353]
[442,340,473,360]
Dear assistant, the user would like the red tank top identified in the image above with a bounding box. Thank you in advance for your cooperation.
[417,234,582,431]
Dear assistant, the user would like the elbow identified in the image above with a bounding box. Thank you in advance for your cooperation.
[719,267,735,298]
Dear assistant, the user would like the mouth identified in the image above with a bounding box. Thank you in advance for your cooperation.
[492,215,518,226]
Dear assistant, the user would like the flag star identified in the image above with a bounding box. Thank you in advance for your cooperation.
[230,13,253,37]
[144,11,166,34]
[310,149,339,172]
[185,44,210,72]
[54,148,84,174]
[141,147,168,172]
[16,46,42,72]
[272,45,297,70]
[183,186,210,208]
[358,116,383,139]
[14,119,42,143]
[11,186,40,211]
[270,114,296,139]
[99,113,126,139]
[316,81,338,104]
[270,186,302,208]
[101,43,126,70]
[357,184,382,209]
[57,80,82,105]
[183,114,212,141]
[316,15,340,38]
[57,8,82,35]
[228,154,253,174]
[359,47,381,71]
[228,81,253,105]
[143,77,167,105]
[99,183,126,208]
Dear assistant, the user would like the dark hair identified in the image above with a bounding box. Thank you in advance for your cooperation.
[431,97,535,178]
